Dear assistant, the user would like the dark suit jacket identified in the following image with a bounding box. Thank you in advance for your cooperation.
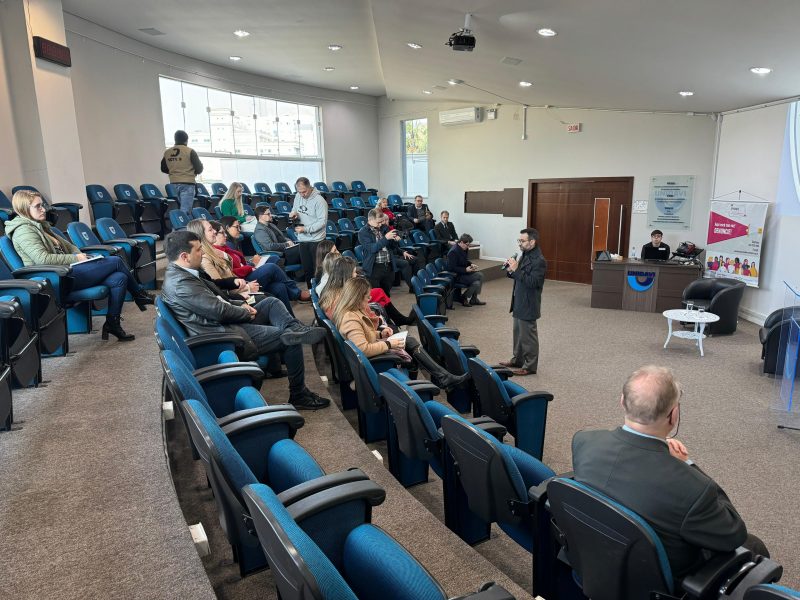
[508,246,546,321]
[434,221,458,243]
[357,225,398,277]
[572,427,747,578]
[446,243,475,286]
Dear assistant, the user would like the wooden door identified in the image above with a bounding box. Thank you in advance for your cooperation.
[529,178,633,284]
[592,198,610,256]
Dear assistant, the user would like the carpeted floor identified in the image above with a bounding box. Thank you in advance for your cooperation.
[1,273,797,598]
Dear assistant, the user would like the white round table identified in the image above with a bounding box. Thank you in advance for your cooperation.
[662,309,720,357]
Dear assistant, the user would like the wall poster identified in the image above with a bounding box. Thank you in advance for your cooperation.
[705,200,768,288]
[647,175,694,229]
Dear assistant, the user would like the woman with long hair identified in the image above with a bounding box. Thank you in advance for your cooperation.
[333,277,467,390]
[185,219,257,299]
[201,218,309,315]
[313,239,338,284]
[319,255,414,326]
[219,182,257,232]
[6,190,153,341]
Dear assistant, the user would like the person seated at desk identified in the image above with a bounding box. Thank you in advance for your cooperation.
[641,229,670,260]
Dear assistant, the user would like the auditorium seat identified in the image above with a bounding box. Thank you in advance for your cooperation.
[168,209,190,231]
[193,183,216,209]
[11,185,82,230]
[316,318,357,410]
[112,184,162,235]
[326,221,353,250]
[0,258,67,357]
[0,296,41,388]
[312,181,333,201]
[331,197,354,221]
[353,215,367,230]
[682,277,746,335]
[0,351,11,431]
[242,482,513,600]
[274,182,293,200]
[191,207,212,220]
[66,222,140,285]
[0,237,109,334]
[85,184,136,236]
[139,183,177,233]
[387,194,403,211]
[254,182,282,204]
[349,196,368,217]
[331,180,354,200]
[94,217,157,290]
[760,307,799,375]
[412,229,438,260]
[545,477,783,600]
[411,275,446,317]
[441,414,555,582]
[467,357,552,460]
[417,268,452,307]
[0,190,13,222]
[351,180,377,198]
[746,585,800,599]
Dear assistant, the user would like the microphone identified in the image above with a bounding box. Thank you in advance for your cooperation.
[501,251,521,270]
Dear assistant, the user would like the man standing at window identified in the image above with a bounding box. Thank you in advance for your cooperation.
[290,177,328,288]
[160,130,203,214]
[501,228,545,376]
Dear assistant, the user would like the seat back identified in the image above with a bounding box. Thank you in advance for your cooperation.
[415,309,444,359]
[745,585,800,600]
[337,218,355,233]
[546,477,674,600]
[352,180,367,192]
[154,318,198,369]
[332,181,348,193]
[353,245,364,263]
[169,210,190,230]
[0,236,25,270]
[387,194,402,209]
[85,184,115,219]
[0,189,13,211]
[275,182,292,195]
[95,217,130,243]
[332,197,346,210]
[367,196,379,207]
[191,207,212,220]
[412,230,430,245]
[274,200,291,214]
[441,414,530,526]
[254,182,272,194]
[113,184,140,202]
[313,181,330,193]
[350,197,365,210]
[468,357,514,423]
[354,216,366,229]
[342,340,384,413]
[140,183,165,200]
[380,372,441,462]
[67,222,102,248]
[211,182,227,196]
[320,318,353,383]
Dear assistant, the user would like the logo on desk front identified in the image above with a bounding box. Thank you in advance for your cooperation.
[627,270,656,292]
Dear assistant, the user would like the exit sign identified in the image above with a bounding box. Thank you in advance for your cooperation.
[566,123,582,133]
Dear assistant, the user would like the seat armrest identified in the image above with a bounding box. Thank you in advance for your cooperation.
[287,480,387,523]
[490,366,514,379]
[435,327,461,339]
[405,380,441,396]
[459,344,480,357]
[510,390,554,409]
[185,332,248,349]
[423,285,446,293]
[449,583,516,600]
[78,245,121,257]
[104,237,143,246]
[131,233,160,242]
[220,409,305,437]
[193,363,264,387]
[0,280,44,293]
[277,468,370,506]
[718,556,783,600]
[469,418,507,440]
[681,547,753,597]
[430,277,451,285]
[369,355,404,370]
[215,404,295,428]
[13,265,71,277]
[426,314,448,325]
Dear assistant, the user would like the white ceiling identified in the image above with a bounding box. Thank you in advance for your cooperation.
[63,0,800,112]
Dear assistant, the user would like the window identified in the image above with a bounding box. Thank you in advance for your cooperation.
[158,77,323,186]
[403,118,428,198]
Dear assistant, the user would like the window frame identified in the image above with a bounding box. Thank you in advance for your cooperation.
[401,117,429,199]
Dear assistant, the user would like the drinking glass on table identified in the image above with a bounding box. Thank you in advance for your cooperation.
[686,301,694,313]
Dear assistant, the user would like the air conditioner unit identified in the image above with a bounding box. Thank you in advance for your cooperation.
[439,107,481,126]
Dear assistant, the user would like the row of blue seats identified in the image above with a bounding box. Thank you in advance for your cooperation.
[152,299,514,598]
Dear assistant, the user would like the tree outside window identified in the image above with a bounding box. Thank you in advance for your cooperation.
[403,118,428,198]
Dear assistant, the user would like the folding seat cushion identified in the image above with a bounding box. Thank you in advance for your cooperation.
[94,217,156,289]
[0,296,41,388]
[113,184,162,235]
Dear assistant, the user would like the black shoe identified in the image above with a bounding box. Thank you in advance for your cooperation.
[433,371,470,392]
[101,316,135,341]
[132,289,155,311]
[265,368,288,379]
[461,299,472,307]
[289,389,331,410]
[280,324,326,346]
[469,297,486,306]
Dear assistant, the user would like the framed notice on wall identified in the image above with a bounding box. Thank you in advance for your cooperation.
[647,176,694,230]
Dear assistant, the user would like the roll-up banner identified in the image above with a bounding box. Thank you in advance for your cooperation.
[705,200,768,288]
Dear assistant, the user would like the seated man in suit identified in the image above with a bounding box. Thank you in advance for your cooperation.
[641,229,670,260]
[409,195,435,232]
[447,233,485,307]
[434,210,458,251]
[161,230,330,410]
[252,205,301,268]
[572,365,768,579]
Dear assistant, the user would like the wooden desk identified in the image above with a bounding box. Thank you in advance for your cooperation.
[591,259,703,313]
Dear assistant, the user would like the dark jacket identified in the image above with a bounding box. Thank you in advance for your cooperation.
[434,221,458,243]
[357,225,397,276]
[508,246,546,321]
[572,427,748,578]
[161,262,251,336]
[641,242,671,260]
[446,243,475,285]
[253,221,291,253]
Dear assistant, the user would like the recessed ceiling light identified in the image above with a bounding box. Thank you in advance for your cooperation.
[422,90,432,95]
[750,67,772,75]
[519,81,533,87]
[233,30,250,38]
[538,28,557,37]
[349,85,359,90]
[448,78,464,85]
[679,90,694,96]
[407,42,422,49]
[229,56,242,62]
[328,44,343,51]
[323,66,335,71]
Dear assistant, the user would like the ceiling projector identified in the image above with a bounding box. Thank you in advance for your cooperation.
[446,13,476,51]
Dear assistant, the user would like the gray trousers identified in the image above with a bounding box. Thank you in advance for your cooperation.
[512,317,539,373]
[173,183,196,214]
[460,271,484,300]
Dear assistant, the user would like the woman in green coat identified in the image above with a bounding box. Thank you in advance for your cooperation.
[218,182,257,233]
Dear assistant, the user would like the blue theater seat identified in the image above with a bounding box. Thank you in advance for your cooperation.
[411,275,446,317]
[112,184,162,235]
[169,209,190,231]
[66,222,150,292]
[0,190,13,222]
[191,207,212,220]
[353,215,367,229]
[317,318,356,410]
[11,185,82,230]
[85,184,136,236]
[387,194,403,210]
[467,357,552,460]
[0,296,41,389]
[94,218,157,290]
[0,236,109,334]
[746,585,800,599]
[139,183,178,232]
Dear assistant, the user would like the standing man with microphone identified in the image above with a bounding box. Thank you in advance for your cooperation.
[501,228,546,376]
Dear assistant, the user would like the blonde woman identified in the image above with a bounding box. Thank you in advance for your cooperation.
[333,277,466,390]
[219,182,257,232]
[6,190,153,341]
[185,219,257,299]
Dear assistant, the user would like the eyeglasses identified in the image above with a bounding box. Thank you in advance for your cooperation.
[229,224,241,230]
[517,238,530,244]
[667,392,682,439]
[30,203,46,211]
